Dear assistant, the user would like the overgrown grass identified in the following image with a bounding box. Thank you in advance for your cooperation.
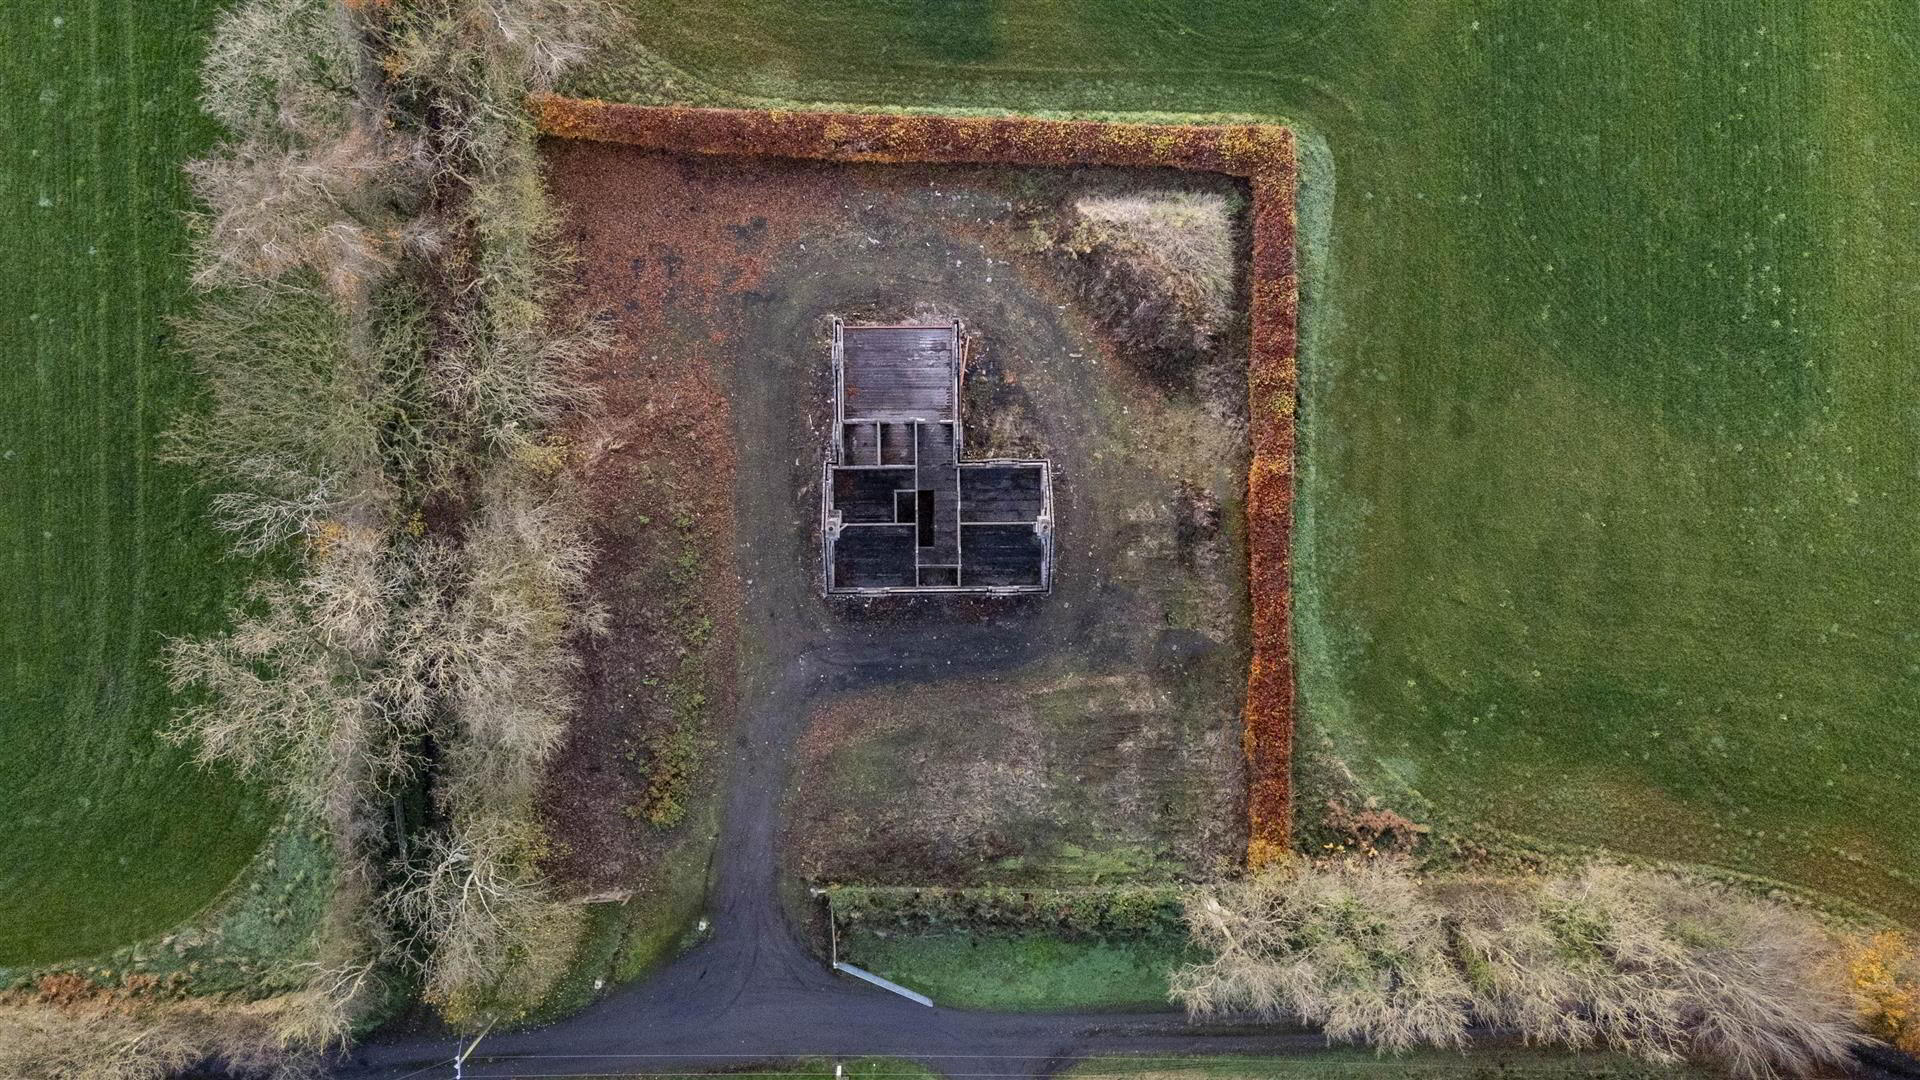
[839,930,1190,1012]
[1174,860,1861,1079]
[578,0,1920,924]
[0,0,277,966]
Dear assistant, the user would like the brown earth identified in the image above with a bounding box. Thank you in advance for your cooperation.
[535,100,1301,864]
[531,151,837,895]
[537,139,1253,899]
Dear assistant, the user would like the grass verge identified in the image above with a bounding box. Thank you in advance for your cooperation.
[839,930,1190,1012]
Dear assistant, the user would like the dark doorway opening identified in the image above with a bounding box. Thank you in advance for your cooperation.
[916,490,935,546]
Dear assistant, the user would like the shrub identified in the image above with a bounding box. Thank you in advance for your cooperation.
[186,131,410,300]
[827,885,1187,940]
[1319,799,1430,858]
[1171,858,1472,1052]
[357,0,614,1023]
[166,278,405,554]
[200,0,357,143]
[1846,931,1920,1054]
[1177,860,1864,1078]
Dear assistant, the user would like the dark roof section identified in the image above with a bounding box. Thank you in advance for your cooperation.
[832,467,917,524]
[824,320,1053,594]
[958,525,1048,587]
[959,464,1047,523]
[840,325,957,421]
[831,525,919,589]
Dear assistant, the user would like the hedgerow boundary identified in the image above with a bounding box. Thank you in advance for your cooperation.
[531,98,1301,864]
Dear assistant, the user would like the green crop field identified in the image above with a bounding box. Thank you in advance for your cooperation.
[0,0,274,966]
[577,1,1920,922]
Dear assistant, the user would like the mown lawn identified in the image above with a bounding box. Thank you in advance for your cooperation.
[0,0,274,965]
[580,1,1920,922]
[840,930,1190,1012]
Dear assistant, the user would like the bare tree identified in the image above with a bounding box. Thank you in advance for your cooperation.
[1177,860,1863,1078]
[1172,858,1472,1051]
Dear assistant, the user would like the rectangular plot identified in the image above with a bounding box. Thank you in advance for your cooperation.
[833,525,918,589]
[959,464,1047,523]
[960,523,1047,587]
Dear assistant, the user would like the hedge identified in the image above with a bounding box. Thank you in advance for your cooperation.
[824,885,1186,940]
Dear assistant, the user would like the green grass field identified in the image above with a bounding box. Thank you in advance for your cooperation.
[0,0,274,965]
[841,931,1190,1011]
[580,1,1920,922]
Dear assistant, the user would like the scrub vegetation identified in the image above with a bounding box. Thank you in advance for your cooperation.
[1173,859,1861,1079]
[1064,191,1238,367]
[575,0,1920,925]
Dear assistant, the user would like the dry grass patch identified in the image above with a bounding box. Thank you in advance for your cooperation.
[0,981,350,1080]
[1175,860,1864,1079]
[1070,191,1236,353]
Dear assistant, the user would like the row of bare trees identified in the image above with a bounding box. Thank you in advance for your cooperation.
[1174,859,1874,1079]
[3,1,617,1076]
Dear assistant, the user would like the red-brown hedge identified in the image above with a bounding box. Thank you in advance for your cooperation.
[534,97,1300,866]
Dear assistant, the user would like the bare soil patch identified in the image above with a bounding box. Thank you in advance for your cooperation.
[539,101,1301,864]
[539,140,1253,891]
[533,148,815,895]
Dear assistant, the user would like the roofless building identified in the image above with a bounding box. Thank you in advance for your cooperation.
[822,319,1054,594]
